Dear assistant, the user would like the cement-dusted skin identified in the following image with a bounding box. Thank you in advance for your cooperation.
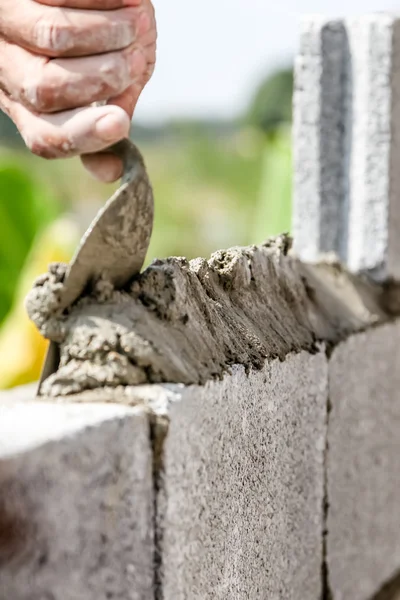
[26,236,390,397]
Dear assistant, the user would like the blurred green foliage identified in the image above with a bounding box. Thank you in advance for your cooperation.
[247,68,294,133]
[0,111,23,148]
[145,124,292,261]
[0,162,60,323]
[0,65,294,385]
[251,126,292,242]
[145,128,266,260]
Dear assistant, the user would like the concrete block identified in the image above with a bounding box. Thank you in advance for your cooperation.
[158,351,328,600]
[294,14,400,281]
[293,17,347,262]
[0,402,154,600]
[0,383,36,403]
[327,321,400,600]
[345,15,400,280]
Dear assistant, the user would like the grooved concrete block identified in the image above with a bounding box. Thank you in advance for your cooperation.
[0,402,154,600]
[345,15,400,280]
[159,351,328,600]
[293,14,400,282]
[293,17,347,262]
[328,321,400,600]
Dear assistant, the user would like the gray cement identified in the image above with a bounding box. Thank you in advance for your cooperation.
[0,402,154,600]
[158,351,328,600]
[25,237,392,397]
[327,321,400,600]
[293,17,348,263]
[54,139,154,312]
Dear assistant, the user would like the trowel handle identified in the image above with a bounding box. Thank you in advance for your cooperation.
[36,138,152,397]
[107,138,146,185]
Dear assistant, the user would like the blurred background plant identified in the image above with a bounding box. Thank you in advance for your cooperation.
[0,65,294,388]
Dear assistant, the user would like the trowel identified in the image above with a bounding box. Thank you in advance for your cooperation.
[36,138,154,395]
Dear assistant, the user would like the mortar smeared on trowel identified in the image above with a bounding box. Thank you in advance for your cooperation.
[26,139,154,396]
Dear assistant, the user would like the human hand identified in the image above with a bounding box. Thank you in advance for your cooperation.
[0,0,156,181]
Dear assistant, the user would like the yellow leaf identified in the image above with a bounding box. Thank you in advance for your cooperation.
[0,217,80,389]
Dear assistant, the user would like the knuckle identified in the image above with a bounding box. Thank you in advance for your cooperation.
[25,135,53,158]
[31,14,73,55]
[145,0,156,19]
[146,62,155,80]
[21,75,55,113]
[24,133,70,159]
[124,8,142,38]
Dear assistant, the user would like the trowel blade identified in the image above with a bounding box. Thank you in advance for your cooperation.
[36,139,154,396]
[37,341,60,392]
[59,139,154,312]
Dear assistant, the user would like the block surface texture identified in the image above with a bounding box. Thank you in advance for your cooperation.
[158,351,328,600]
[345,14,400,280]
[0,402,154,600]
[327,321,400,600]
[293,17,347,262]
[293,14,400,281]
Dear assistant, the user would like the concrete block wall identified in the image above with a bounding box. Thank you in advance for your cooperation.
[2,318,400,599]
[1,11,400,600]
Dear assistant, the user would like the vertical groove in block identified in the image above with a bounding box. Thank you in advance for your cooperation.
[0,403,154,600]
[345,15,400,280]
[293,18,347,263]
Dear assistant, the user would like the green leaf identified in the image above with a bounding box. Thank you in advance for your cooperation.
[246,68,294,133]
[0,160,59,324]
[251,127,292,243]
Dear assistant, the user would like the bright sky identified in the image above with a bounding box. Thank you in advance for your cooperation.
[135,0,399,123]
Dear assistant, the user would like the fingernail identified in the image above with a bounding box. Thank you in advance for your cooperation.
[130,48,146,77]
[95,112,129,142]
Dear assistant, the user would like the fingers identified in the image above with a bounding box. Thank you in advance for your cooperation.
[79,82,144,182]
[0,89,131,158]
[0,0,157,180]
[78,28,156,183]
[0,0,154,57]
[80,153,123,183]
[0,39,154,113]
[34,0,140,8]
[108,84,142,119]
